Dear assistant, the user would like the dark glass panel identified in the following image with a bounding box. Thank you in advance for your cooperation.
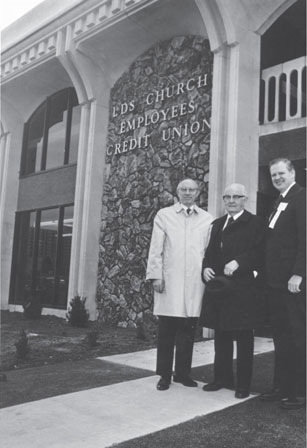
[55,205,73,307]
[10,212,36,304]
[45,90,69,170]
[259,79,265,124]
[24,104,46,174]
[37,208,59,305]
[268,77,276,121]
[290,70,298,116]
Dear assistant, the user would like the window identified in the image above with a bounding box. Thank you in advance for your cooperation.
[9,205,74,309]
[21,88,80,176]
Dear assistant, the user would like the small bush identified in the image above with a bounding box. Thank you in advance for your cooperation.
[135,313,158,341]
[66,295,89,327]
[23,293,42,319]
[136,318,146,340]
[85,329,99,348]
[15,329,29,360]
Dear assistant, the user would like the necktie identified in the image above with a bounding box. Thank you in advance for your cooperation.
[268,195,283,223]
[224,216,234,230]
[187,208,191,215]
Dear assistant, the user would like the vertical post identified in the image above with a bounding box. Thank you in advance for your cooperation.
[274,74,280,123]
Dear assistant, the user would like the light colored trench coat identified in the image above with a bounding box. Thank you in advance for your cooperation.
[146,202,213,317]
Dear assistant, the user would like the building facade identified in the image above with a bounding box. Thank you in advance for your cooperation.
[1,0,306,326]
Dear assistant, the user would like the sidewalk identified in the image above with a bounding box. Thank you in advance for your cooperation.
[0,338,305,448]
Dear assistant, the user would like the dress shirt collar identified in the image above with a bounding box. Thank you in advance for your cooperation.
[227,210,244,221]
[174,202,198,215]
[181,204,194,213]
[222,210,244,230]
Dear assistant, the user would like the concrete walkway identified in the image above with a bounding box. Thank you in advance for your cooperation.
[0,337,273,448]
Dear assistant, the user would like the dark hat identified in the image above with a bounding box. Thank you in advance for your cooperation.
[205,275,234,296]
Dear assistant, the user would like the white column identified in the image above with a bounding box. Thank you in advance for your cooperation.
[273,74,280,123]
[208,31,261,216]
[0,107,24,309]
[285,72,291,120]
[67,100,91,307]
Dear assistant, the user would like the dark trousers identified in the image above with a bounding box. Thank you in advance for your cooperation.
[268,288,306,399]
[213,329,254,392]
[156,316,198,380]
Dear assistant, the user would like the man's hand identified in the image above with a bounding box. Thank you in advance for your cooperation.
[152,279,165,293]
[203,267,215,282]
[288,275,303,293]
[224,260,239,277]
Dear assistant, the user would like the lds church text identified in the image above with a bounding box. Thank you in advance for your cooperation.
[107,73,210,156]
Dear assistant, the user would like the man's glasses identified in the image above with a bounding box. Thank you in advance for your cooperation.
[223,195,246,201]
[180,188,198,193]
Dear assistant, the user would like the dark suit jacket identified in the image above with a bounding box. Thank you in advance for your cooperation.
[265,183,306,289]
[200,210,266,331]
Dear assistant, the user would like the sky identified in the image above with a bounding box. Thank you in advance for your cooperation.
[1,0,44,31]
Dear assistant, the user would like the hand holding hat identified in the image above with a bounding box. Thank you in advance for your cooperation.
[223,260,239,277]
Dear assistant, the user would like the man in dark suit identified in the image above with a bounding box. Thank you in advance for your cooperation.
[260,158,306,410]
[200,183,265,399]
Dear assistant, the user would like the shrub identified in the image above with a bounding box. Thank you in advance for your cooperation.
[23,293,42,319]
[136,318,146,340]
[136,312,158,341]
[15,329,29,360]
[85,329,99,348]
[66,295,89,327]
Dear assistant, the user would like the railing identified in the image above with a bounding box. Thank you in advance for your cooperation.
[260,56,306,125]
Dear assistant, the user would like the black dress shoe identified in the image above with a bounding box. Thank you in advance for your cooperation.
[173,375,197,387]
[259,388,283,402]
[156,377,170,391]
[202,381,223,392]
[280,398,306,410]
[235,390,250,399]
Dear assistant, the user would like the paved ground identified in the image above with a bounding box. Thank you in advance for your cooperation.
[0,337,305,448]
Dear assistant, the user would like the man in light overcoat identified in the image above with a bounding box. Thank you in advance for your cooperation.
[146,178,212,391]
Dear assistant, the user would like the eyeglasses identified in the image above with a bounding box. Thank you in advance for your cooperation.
[223,195,246,201]
[179,188,198,193]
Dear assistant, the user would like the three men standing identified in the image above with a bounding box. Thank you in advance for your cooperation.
[261,158,306,409]
[146,163,305,405]
[146,179,212,390]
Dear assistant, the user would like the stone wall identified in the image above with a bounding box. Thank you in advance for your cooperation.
[96,35,213,327]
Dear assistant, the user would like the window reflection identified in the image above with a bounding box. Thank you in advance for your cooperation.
[37,208,59,305]
[21,88,80,176]
[24,104,46,174]
[45,91,68,170]
[56,206,73,306]
[14,212,36,303]
[69,105,81,164]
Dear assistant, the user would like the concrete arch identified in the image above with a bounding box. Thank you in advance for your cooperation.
[194,0,236,52]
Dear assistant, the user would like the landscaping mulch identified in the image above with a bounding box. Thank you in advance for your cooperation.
[0,310,157,372]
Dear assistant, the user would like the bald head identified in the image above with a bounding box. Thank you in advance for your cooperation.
[223,183,248,216]
[224,183,247,197]
[177,178,199,207]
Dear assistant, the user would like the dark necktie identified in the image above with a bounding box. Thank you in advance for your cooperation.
[187,208,191,215]
[224,216,234,230]
[268,195,283,223]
